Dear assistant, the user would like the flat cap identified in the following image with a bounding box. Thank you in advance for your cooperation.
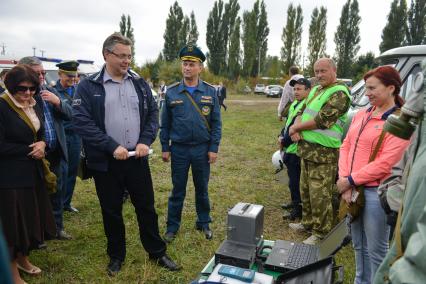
[56,60,79,76]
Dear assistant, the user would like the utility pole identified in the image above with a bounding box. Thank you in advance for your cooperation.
[32,46,36,56]
[0,43,5,55]
[40,50,45,57]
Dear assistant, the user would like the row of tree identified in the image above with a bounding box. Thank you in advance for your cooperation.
[381,0,426,52]
[119,0,426,83]
[162,2,199,62]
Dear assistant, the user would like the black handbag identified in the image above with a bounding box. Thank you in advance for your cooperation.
[77,148,92,180]
[276,257,343,284]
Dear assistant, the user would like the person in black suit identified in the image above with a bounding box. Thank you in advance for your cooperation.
[72,33,180,275]
[18,56,73,240]
[0,64,56,284]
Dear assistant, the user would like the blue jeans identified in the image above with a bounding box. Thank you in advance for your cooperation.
[351,187,389,284]
[167,143,211,233]
[63,133,81,208]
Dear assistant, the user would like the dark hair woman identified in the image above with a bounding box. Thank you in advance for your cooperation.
[0,65,56,284]
[337,66,410,283]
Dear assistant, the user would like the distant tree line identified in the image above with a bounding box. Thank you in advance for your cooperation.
[118,0,426,84]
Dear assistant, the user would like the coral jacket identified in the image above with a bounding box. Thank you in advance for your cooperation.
[339,106,410,187]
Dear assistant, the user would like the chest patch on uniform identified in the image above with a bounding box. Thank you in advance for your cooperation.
[72,99,81,106]
[201,105,211,115]
[170,100,184,106]
[201,96,213,104]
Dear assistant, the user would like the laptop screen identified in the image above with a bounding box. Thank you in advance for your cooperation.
[318,220,349,259]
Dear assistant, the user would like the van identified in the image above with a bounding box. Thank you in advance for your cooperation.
[0,58,18,73]
[37,57,100,86]
[76,59,100,80]
[346,45,426,133]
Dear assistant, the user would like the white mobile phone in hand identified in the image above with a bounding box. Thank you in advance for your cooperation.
[127,149,153,157]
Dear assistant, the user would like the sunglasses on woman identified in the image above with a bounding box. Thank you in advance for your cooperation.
[16,86,37,92]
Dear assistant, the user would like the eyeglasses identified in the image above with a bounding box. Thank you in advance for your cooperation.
[16,85,37,92]
[37,71,47,77]
[109,51,132,60]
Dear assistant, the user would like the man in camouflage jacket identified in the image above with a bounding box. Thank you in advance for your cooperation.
[288,58,351,244]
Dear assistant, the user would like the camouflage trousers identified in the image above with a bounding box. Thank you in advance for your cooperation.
[300,158,337,238]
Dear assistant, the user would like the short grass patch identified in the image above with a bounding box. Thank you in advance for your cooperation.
[28,94,354,283]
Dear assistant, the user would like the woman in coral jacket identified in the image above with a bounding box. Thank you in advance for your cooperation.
[337,66,410,284]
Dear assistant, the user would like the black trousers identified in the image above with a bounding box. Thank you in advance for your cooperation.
[92,157,166,262]
[283,153,301,205]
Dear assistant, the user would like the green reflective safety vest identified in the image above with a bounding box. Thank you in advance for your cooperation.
[301,84,350,148]
[285,99,306,154]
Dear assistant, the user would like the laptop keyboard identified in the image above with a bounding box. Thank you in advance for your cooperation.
[286,244,315,268]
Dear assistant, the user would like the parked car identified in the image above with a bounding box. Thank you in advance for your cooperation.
[345,45,426,135]
[242,85,251,94]
[265,85,283,98]
[254,84,266,94]
[338,78,353,88]
[37,57,62,86]
[76,59,100,79]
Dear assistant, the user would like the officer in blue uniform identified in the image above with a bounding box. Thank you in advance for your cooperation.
[54,60,81,213]
[160,44,222,242]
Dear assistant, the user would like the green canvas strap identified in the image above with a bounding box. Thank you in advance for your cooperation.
[183,91,211,132]
[391,149,413,265]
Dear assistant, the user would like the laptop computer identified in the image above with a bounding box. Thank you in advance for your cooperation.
[264,220,349,272]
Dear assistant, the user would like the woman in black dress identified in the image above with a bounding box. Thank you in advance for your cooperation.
[0,65,56,284]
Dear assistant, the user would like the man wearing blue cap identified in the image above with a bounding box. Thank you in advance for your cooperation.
[160,44,222,243]
[54,60,81,214]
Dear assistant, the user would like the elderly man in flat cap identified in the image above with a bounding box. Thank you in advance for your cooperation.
[54,61,81,214]
[160,44,222,243]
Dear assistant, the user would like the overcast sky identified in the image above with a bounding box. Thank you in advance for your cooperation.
[0,0,395,67]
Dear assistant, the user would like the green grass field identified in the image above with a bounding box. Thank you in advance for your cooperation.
[28,94,355,283]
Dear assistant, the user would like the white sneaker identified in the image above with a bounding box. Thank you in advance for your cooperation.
[303,235,320,245]
[289,223,305,231]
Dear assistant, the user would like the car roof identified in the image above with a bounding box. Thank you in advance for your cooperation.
[0,58,18,72]
[378,45,426,60]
